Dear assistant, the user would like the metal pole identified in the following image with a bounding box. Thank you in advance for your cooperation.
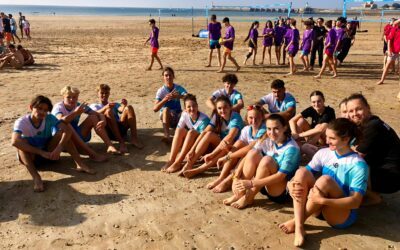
[287,2,292,18]
[343,0,347,18]
[158,9,161,30]
[192,7,194,36]
[206,6,209,29]
[380,10,383,33]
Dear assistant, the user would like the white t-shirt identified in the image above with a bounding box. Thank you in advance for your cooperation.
[177,111,210,133]
[238,124,266,145]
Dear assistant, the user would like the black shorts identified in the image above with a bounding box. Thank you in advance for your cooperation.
[260,186,290,204]
[0,32,3,39]
[248,40,256,49]
[383,41,388,55]
[370,163,400,194]
[106,123,128,141]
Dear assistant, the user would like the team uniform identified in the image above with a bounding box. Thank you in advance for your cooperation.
[155,83,187,128]
[325,29,337,57]
[89,102,128,140]
[248,28,258,48]
[334,27,345,57]
[177,111,210,134]
[238,124,266,145]
[262,28,274,47]
[150,26,160,54]
[51,102,93,142]
[383,24,392,54]
[211,88,243,107]
[209,111,244,140]
[223,26,235,53]
[306,148,369,229]
[274,25,286,46]
[301,29,314,56]
[13,114,60,149]
[208,22,222,49]
[287,28,300,57]
[254,137,301,203]
[387,26,400,60]
[259,92,296,114]
[300,106,336,128]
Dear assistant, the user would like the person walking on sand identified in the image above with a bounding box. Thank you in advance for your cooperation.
[18,12,24,38]
[21,16,31,40]
[9,14,21,43]
[218,17,240,73]
[206,14,222,67]
[144,19,163,71]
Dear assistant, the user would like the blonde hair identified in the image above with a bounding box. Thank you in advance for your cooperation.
[60,86,80,96]
[96,83,111,92]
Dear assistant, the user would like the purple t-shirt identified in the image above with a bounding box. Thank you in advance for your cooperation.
[208,22,222,40]
[335,27,345,50]
[325,29,337,54]
[288,28,300,51]
[301,29,314,52]
[262,28,274,46]
[250,28,258,44]
[150,27,159,48]
[274,26,286,44]
[224,26,235,50]
[284,27,292,45]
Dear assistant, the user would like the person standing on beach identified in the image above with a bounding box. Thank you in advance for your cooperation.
[333,17,346,67]
[9,14,21,44]
[310,18,327,71]
[243,21,260,66]
[21,16,31,40]
[18,12,24,38]
[206,14,222,67]
[144,19,163,71]
[218,17,240,73]
[1,12,12,46]
[286,19,300,75]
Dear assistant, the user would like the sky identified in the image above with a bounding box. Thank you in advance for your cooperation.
[0,0,348,9]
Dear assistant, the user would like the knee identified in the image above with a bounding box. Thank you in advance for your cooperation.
[293,167,311,180]
[104,107,114,118]
[187,129,198,136]
[315,175,334,189]
[88,114,99,124]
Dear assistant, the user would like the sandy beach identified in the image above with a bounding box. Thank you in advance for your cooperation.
[0,15,399,249]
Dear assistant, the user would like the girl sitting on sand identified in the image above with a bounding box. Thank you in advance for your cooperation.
[286,19,300,75]
[161,94,210,173]
[180,96,244,178]
[52,86,120,154]
[207,104,267,193]
[314,20,337,79]
[224,114,300,209]
[289,91,335,155]
[243,21,259,66]
[153,67,188,143]
[299,20,314,71]
[260,20,274,65]
[279,118,368,247]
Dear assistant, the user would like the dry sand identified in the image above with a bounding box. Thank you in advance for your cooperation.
[0,16,399,249]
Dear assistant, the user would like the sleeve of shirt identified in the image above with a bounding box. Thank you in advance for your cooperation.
[209,114,217,127]
[278,147,300,176]
[305,149,323,174]
[349,161,369,195]
[155,88,163,101]
[235,91,243,102]
[47,114,61,134]
[231,27,235,39]
[387,28,395,41]
[89,103,100,111]
[300,107,313,118]
[356,120,381,154]
[13,118,23,134]
[211,89,220,99]
[238,127,248,143]
[51,103,63,117]
[178,85,188,96]
[285,96,296,109]
[259,95,268,105]
[197,117,210,133]
[253,140,262,151]
[177,113,186,129]
[228,113,243,130]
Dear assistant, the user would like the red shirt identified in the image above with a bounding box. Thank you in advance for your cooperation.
[384,24,392,38]
[387,26,400,54]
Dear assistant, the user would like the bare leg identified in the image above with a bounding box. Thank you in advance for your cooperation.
[147,54,155,70]
[217,48,221,67]
[218,53,228,73]
[161,108,172,142]
[154,54,163,69]
[213,158,244,193]
[268,46,272,64]
[252,47,258,65]
[104,107,128,154]
[207,158,239,190]
[166,130,198,173]
[206,49,213,67]
[121,105,143,148]
[183,150,226,179]
[377,59,395,85]
[260,46,266,64]
[162,127,187,171]
[17,149,44,192]
[64,140,96,174]
[228,54,240,72]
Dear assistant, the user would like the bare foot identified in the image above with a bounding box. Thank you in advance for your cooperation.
[213,179,231,193]
[362,192,383,206]
[119,143,128,154]
[33,178,45,192]
[131,139,144,149]
[182,168,200,179]
[223,194,240,205]
[259,61,264,65]
[146,67,152,71]
[165,162,183,173]
[294,226,306,247]
[90,154,108,162]
[286,72,294,76]
[107,145,121,155]
[236,66,241,72]
[331,74,337,78]
[161,160,173,172]
[231,195,252,209]
[206,178,222,190]
[313,75,321,79]
[376,80,384,85]
[76,163,96,174]
[278,219,295,234]
[205,64,211,67]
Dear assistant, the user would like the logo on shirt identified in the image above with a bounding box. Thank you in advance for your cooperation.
[333,163,339,168]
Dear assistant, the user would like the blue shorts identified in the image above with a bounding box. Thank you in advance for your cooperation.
[159,108,180,128]
[11,30,17,35]
[301,50,310,56]
[209,39,221,49]
[317,209,358,229]
[334,51,340,57]
[72,123,91,143]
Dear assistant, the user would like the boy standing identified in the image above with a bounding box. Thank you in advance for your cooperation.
[144,19,163,71]
[218,17,240,73]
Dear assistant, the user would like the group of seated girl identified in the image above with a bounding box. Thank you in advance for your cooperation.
[157,68,399,247]
[12,84,143,192]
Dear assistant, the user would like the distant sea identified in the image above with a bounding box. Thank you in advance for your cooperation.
[0,4,322,19]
